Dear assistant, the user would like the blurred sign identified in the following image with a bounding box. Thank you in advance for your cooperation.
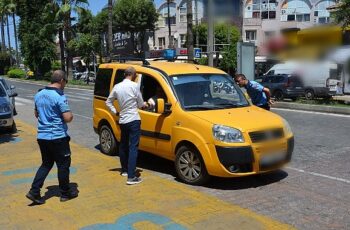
[194,48,201,58]
[163,49,176,59]
[237,42,255,81]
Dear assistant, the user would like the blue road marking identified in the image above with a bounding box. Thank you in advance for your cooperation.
[2,167,77,185]
[81,212,188,230]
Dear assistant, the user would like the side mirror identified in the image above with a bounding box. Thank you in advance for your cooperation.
[9,92,18,97]
[10,85,15,90]
[156,98,171,115]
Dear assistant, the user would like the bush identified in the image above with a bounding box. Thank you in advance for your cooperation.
[52,61,61,71]
[7,68,26,79]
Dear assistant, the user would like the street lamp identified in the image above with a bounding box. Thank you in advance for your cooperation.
[167,0,172,48]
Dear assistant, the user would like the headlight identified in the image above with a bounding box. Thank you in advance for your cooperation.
[282,118,292,135]
[0,104,10,113]
[213,125,244,143]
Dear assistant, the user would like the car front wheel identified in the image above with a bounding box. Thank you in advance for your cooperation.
[99,124,118,156]
[175,145,210,185]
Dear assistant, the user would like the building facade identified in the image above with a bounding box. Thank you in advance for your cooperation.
[242,0,338,55]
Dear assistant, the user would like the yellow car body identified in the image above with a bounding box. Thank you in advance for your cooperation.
[93,61,294,185]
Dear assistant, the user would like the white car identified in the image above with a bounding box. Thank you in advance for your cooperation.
[0,81,17,133]
[0,77,17,115]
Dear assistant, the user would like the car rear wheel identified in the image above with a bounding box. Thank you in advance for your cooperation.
[99,124,118,156]
[305,89,314,100]
[273,90,284,101]
[8,121,17,134]
[175,145,210,185]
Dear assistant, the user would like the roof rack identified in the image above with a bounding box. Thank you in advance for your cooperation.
[110,56,150,66]
[151,57,199,64]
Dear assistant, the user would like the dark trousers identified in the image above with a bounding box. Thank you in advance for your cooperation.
[119,120,141,179]
[30,137,71,196]
[258,103,270,111]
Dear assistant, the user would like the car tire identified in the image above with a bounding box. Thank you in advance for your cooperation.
[175,145,210,185]
[99,124,118,156]
[273,90,284,101]
[305,89,314,100]
[8,121,17,134]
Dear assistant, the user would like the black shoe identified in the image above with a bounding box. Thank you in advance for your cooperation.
[26,192,45,204]
[60,191,78,202]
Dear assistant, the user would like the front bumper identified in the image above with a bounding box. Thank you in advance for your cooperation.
[212,136,294,176]
[0,113,13,128]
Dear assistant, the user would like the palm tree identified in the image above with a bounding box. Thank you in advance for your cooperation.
[187,0,194,60]
[0,0,6,52]
[107,0,113,60]
[6,0,19,65]
[52,0,88,79]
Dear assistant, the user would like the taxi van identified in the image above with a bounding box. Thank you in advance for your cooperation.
[93,58,294,185]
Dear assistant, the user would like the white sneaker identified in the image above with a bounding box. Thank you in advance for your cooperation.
[121,172,128,177]
[126,177,142,185]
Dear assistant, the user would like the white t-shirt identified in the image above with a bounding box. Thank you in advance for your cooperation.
[106,79,144,124]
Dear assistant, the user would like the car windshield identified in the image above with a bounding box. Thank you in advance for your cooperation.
[0,79,9,90]
[0,83,6,97]
[170,74,249,111]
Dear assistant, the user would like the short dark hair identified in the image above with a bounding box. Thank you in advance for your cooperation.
[124,66,136,77]
[51,70,67,83]
[234,73,246,80]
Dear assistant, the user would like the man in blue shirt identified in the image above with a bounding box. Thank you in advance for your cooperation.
[234,74,272,110]
[26,70,77,204]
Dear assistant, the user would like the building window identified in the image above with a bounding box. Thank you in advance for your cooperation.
[180,34,186,48]
[281,0,311,22]
[245,0,277,19]
[179,6,187,23]
[315,0,335,24]
[246,30,257,41]
[158,37,165,49]
[158,2,176,26]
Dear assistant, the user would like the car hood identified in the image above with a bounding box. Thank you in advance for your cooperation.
[189,106,284,131]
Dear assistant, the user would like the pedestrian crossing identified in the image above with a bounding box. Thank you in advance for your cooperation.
[15,91,94,106]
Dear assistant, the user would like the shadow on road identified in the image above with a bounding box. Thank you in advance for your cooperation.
[95,145,289,190]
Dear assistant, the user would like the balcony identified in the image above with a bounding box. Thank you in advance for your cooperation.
[243,18,262,26]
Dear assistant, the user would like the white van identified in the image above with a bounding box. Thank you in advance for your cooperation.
[265,61,340,99]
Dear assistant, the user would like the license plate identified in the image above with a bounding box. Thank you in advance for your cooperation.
[260,152,287,165]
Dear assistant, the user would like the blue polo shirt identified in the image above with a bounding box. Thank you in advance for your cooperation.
[245,80,268,106]
[34,87,70,140]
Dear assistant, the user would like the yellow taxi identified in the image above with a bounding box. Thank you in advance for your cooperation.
[93,59,294,185]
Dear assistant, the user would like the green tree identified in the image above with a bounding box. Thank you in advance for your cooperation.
[0,0,7,52]
[6,0,19,65]
[333,0,350,29]
[114,0,158,55]
[16,0,57,78]
[193,23,240,72]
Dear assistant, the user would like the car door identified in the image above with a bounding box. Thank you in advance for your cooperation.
[135,68,175,160]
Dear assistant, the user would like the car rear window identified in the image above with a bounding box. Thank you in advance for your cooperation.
[94,68,113,98]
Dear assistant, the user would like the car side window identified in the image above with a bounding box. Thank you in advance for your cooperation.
[140,74,167,113]
[113,69,125,85]
[272,76,284,83]
[94,68,113,98]
[263,76,273,83]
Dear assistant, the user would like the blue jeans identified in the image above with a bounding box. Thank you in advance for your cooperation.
[119,120,141,179]
[30,137,71,196]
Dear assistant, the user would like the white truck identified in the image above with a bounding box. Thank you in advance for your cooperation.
[264,61,340,99]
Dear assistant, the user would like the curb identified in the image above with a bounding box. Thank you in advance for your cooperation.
[272,102,350,115]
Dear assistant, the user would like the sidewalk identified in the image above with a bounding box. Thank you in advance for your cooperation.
[0,120,294,230]
[272,101,350,115]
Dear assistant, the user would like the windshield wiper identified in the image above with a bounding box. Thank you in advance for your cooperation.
[184,105,220,110]
[216,103,248,108]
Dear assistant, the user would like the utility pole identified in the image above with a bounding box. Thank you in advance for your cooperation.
[207,0,214,66]
[108,0,113,60]
[195,0,199,48]
[167,0,172,48]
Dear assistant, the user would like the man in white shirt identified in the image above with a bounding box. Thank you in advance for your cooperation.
[106,67,148,185]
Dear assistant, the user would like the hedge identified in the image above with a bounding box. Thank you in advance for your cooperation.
[7,68,26,79]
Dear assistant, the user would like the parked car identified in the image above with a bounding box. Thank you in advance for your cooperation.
[259,74,304,101]
[0,81,17,133]
[93,58,294,185]
[0,77,17,115]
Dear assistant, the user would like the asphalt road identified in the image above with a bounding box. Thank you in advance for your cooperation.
[8,79,350,230]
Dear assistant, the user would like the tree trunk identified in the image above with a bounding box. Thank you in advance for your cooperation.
[107,0,113,60]
[65,11,73,80]
[187,0,194,60]
[1,16,6,52]
[12,13,19,66]
[6,15,11,65]
[59,28,65,71]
